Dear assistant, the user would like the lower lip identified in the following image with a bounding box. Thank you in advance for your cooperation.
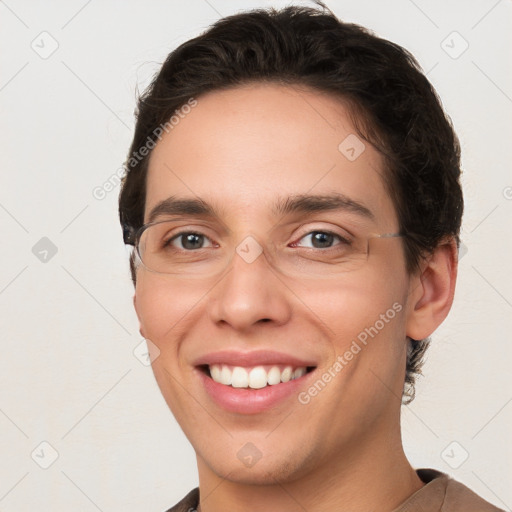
[198,369,314,414]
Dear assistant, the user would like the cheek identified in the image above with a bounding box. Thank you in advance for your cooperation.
[309,267,409,387]
[303,270,407,337]
[135,272,207,346]
[134,273,206,421]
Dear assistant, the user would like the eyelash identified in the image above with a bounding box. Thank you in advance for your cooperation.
[165,229,351,251]
[291,230,351,249]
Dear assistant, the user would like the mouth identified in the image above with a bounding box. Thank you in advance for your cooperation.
[194,351,318,414]
[199,364,316,389]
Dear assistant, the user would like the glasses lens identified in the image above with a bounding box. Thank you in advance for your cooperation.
[266,234,369,279]
[137,222,232,277]
[266,233,402,279]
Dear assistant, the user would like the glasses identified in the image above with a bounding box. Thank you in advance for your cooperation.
[132,219,404,280]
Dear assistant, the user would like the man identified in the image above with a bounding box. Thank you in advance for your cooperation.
[119,3,503,511]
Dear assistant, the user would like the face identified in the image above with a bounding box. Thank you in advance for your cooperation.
[134,83,417,484]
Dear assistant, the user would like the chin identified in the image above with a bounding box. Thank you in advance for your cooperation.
[198,442,314,486]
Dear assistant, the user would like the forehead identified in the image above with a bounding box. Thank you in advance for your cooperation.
[145,83,397,229]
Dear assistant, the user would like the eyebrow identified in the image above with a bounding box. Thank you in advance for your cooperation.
[147,197,217,224]
[272,192,374,220]
[146,192,374,224]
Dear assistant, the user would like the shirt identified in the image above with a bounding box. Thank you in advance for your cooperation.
[164,468,505,511]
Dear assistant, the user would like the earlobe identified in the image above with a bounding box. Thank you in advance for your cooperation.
[406,240,458,341]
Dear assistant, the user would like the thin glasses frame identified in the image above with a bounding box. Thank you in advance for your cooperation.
[132,219,405,279]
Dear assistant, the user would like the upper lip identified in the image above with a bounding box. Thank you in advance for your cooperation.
[193,350,317,368]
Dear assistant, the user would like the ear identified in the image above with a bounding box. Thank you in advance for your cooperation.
[406,239,458,340]
[133,294,146,338]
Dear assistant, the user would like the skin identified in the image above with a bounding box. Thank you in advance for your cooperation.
[133,83,457,511]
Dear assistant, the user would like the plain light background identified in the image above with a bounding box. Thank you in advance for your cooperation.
[1,0,511,510]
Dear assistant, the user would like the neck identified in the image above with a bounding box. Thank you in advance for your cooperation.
[196,426,424,512]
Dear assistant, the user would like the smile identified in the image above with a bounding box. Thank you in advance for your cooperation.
[194,350,317,414]
[208,364,309,389]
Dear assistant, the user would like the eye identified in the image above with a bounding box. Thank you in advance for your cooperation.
[167,231,215,251]
[294,230,350,249]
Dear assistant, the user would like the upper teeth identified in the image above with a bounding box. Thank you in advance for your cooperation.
[209,364,307,389]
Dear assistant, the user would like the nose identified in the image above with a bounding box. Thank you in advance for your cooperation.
[207,244,293,332]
